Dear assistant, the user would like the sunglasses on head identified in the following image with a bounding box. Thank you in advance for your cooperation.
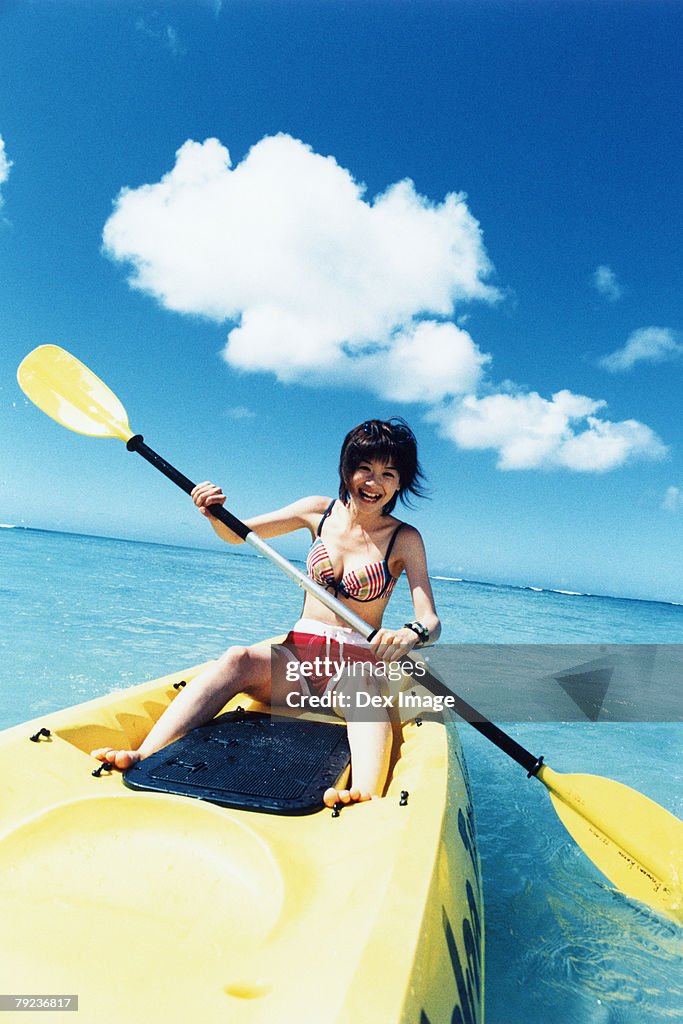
[362,420,415,444]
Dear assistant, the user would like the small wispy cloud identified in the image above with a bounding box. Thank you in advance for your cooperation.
[225,406,256,420]
[663,486,683,513]
[0,134,12,207]
[599,326,683,372]
[592,264,622,302]
[135,18,185,57]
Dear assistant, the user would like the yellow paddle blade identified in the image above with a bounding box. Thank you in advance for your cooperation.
[538,764,683,923]
[17,345,134,442]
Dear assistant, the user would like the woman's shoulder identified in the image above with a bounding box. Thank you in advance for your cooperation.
[390,517,421,540]
[289,495,334,528]
[302,495,335,515]
[389,520,426,558]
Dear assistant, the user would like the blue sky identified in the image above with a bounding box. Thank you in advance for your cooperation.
[1,0,681,603]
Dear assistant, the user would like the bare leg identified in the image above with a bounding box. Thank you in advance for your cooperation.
[92,644,391,809]
[92,644,274,769]
[323,670,393,807]
[323,716,392,807]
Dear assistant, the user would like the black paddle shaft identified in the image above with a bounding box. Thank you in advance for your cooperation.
[410,663,544,776]
[126,434,545,779]
[126,434,251,541]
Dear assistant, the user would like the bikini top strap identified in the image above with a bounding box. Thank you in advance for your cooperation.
[316,499,336,537]
[384,522,405,564]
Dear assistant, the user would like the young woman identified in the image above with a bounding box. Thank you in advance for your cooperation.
[93,419,441,807]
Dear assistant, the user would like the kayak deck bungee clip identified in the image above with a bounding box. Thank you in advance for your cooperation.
[29,728,51,743]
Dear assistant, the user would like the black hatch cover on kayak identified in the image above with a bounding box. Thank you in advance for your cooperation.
[123,710,351,814]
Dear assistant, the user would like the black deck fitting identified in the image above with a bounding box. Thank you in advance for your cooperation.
[29,728,51,743]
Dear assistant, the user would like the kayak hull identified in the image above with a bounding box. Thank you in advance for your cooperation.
[0,652,484,1024]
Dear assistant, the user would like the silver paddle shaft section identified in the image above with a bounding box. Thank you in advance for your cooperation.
[245,531,375,639]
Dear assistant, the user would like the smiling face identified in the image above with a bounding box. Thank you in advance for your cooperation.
[338,419,426,515]
[348,459,401,513]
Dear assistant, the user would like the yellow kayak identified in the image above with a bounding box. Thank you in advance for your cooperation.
[0,644,484,1024]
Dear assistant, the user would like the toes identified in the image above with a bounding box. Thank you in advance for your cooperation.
[113,750,141,769]
[322,787,379,808]
[323,787,352,807]
[351,790,373,802]
[91,748,113,762]
[90,748,140,771]
[347,787,375,803]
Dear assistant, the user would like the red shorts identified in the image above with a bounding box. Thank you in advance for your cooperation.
[281,624,376,696]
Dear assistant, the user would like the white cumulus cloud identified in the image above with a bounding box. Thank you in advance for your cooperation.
[428,389,667,472]
[0,135,12,206]
[103,134,499,402]
[599,326,683,372]
[102,133,667,474]
[592,264,622,302]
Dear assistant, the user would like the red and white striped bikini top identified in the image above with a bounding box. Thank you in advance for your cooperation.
[306,500,405,603]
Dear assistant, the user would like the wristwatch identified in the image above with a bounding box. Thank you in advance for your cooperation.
[403,621,431,647]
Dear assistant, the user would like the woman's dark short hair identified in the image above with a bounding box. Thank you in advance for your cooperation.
[338,418,428,515]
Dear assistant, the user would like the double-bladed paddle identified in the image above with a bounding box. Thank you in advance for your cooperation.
[17,344,683,923]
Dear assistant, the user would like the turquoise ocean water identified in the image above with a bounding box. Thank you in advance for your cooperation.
[1,527,681,1023]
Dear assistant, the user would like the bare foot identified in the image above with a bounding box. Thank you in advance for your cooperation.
[323,786,378,808]
[91,748,142,770]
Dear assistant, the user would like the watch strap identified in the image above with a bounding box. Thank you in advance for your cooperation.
[404,621,430,647]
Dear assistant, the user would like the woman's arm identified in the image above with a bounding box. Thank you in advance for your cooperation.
[371,526,441,661]
[191,483,330,544]
[401,527,441,644]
